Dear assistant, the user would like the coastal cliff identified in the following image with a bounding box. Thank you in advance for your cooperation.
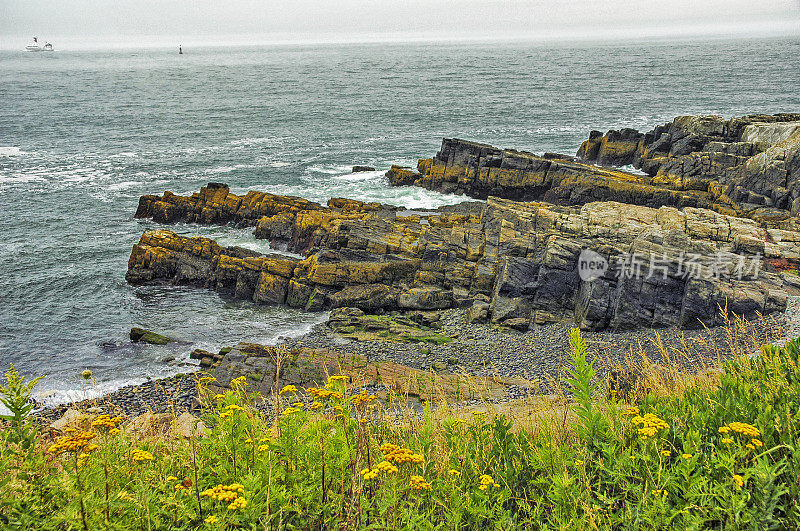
[387,113,800,225]
[576,113,800,221]
[129,181,800,331]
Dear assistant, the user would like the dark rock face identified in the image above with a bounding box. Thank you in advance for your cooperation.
[576,113,800,223]
[387,138,744,214]
[130,327,174,345]
[128,183,800,331]
[352,165,376,173]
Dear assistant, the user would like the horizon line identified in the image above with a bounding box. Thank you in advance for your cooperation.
[2,19,799,51]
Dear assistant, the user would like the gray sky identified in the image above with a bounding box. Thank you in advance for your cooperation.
[1,0,799,49]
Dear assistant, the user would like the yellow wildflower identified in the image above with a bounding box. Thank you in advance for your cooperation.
[279,385,297,395]
[409,475,432,491]
[310,402,323,410]
[109,428,121,436]
[198,376,216,383]
[622,406,640,416]
[718,426,731,434]
[479,474,501,490]
[166,476,178,481]
[681,453,693,460]
[48,431,97,454]
[751,439,763,448]
[448,469,461,477]
[132,449,154,462]
[228,497,247,510]
[213,394,225,400]
[733,474,744,488]
[92,414,124,430]
[201,483,245,503]
[727,422,760,438]
[631,413,669,439]
[660,450,671,457]
[328,374,348,383]
[721,438,734,444]
[746,443,755,450]
[204,515,218,524]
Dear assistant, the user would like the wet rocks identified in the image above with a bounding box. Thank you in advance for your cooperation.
[352,165,376,172]
[128,185,800,331]
[130,327,174,345]
[577,113,800,222]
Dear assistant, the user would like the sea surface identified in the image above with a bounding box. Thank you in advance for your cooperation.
[1,36,799,406]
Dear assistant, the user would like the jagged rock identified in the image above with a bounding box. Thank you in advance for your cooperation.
[130,327,173,345]
[352,165,376,172]
[467,301,490,323]
[398,287,453,310]
[577,113,800,222]
[126,159,800,330]
[49,408,92,433]
[390,138,737,213]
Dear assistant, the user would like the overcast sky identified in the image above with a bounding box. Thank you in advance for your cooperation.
[1,0,799,49]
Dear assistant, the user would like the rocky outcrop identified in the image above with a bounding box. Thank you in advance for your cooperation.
[386,138,741,214]
[130,327,174,345]
[128,184,800,331]
[577,114,800,222]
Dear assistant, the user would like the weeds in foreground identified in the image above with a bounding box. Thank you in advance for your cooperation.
[1,329,800,529]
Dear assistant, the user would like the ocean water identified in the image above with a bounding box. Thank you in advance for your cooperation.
[1,37,799,405]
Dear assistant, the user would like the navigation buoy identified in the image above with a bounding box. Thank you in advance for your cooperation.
[179,46,183,55]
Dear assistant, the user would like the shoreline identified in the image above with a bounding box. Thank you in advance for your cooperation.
[34,305,785,423]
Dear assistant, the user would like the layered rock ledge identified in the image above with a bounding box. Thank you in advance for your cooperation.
[128,181,800,331]
[387,113,800,225]
[576,113,800,222]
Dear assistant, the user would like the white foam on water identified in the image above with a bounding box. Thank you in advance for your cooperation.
[204,163,257,175]
[619,164,650,176]
[0,146,27,156]
[106,180,143,191]
[331,169,385,182]
[0,173,47,184]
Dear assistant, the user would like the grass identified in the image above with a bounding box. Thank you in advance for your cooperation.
[2,321,800,529]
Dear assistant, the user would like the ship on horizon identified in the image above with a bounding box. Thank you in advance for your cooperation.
[26,37,53,52]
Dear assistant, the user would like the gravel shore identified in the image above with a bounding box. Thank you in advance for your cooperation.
[287,309,785,383]
[34,307,786,422]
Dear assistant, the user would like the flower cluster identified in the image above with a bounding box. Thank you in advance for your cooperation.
[328,374,348,383]
[279,384,297,395]
[198,376,216,384]
[91,414,124,431]
[228,497,247,510]
[630,413,669,439]
[281,407,303,417]
[726,422,760,438]
[380,443,424,464]
[48,431,97,454]
[622,406,640,416]
[307,387,344,400]
[409,475,432,490]
[132,449,154,462]
[361,460,399,480]
[479,474,501,491]
[231,376,248,387]
[201,483,245,503]
[351,389,377,408]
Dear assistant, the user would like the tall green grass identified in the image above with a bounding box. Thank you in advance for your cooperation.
[2,330,799,529]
